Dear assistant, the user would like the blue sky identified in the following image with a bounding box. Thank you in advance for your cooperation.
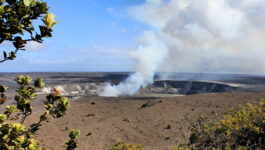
[0,0,146,72]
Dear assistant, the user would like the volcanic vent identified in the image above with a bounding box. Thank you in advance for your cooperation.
[137,80,236,96]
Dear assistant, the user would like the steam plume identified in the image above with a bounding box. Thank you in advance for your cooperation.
[100,0,265,96]
[99,31,167,96]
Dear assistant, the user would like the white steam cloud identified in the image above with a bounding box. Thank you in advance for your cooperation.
[100,0,265,96]
[99,31,167,96]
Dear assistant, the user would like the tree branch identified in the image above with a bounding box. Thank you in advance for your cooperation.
[0,47,18,63]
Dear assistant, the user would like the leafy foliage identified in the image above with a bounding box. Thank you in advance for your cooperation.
[65,129,81,150]
[184,99,265,149]
[0,0,57,63]
[15,75,41,124]
[4,105,18,118]
[0,123,40,150]
[45,93,70,118]
[111,140,145,150]
[0,1,79,149]
[0,76,71,149]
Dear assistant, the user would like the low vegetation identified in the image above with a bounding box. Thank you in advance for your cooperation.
[187,99,265,149]
[0,75,80,149]
[65,129,81,150]
[112,99,265,150]
[111,140,144,150]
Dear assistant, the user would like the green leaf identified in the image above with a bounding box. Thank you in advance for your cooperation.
[30,1,37,7]
[5,105,18,113]
[34,78,45,88]
[0,85,8,93]
[69,129,81,140]
[0,6,4,13]
[0,114,7,123]
[3,134,8,140]
[23,0,32,7]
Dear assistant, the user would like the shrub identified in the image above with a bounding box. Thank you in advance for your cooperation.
[187,99,265,149]
[65,129,81,150]
[111,140,145,150]
[0,1,80,149]
[0,75,71,149]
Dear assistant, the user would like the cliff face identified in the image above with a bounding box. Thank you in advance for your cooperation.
[138,80,236,96]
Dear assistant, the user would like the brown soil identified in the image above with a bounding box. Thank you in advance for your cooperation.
[22,92,265,150]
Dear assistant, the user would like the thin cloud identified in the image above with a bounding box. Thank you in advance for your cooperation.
[120,28,127,32]
[106,7,115,13]
[25,41,47,51]
[110,22,116,26]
